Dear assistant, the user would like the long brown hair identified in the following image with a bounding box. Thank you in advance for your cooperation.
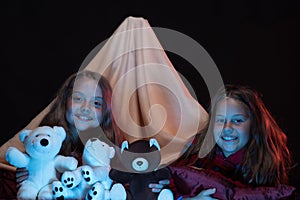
[181,84,292,186]
[39,70,124,156]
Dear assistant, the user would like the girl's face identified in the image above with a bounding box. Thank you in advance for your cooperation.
[213,97,251,157]
[66,77,103,132]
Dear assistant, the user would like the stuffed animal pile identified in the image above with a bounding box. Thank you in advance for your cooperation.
[52,137,120,200]
[109,138,174,200]
[5,126,78,200]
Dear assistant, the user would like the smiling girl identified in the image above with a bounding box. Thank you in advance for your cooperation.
[171,84,295,199]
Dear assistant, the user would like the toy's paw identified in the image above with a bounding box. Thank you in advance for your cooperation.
[81,165,95,184]
[157,189,174,200]
[85,182,105,200]
[52,181,67,200]
[61,171,77,189]
[109,183,126,200]
[5,147,26,167]
[101,178,113,190]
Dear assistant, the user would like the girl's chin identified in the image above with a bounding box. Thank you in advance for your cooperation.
[76,123,100,131]
[221,144,239,154]
[74,124,92,132]
[74,119,98,129]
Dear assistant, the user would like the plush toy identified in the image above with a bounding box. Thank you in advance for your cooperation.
[109,138,174,200]
[5,126,78,200]
[52,137,117,200]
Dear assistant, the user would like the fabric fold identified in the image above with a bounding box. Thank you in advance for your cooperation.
[0,16,208,167]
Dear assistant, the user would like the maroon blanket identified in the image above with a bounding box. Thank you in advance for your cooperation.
[0,169,17,200]
[169,165,297,200]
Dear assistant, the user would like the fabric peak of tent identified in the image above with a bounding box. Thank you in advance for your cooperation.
[83,16,208,166]
[0,16,208,167]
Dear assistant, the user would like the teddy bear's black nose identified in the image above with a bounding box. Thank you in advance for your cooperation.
[40,138,49,146]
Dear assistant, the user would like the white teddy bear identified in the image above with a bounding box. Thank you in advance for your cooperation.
[52,137,122,200]
[5,126,78,200]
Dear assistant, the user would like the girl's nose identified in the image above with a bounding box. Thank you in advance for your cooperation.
[80,101,91,114]
[223,121,233,133]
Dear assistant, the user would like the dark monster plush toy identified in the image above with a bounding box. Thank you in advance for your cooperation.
[109,138,174,200]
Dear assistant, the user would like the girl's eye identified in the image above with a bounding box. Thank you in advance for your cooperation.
[215,118,225,124]
[72,94,84,102]
[93,101,102,108]
[92,99,103,108]
[232,118,247,124]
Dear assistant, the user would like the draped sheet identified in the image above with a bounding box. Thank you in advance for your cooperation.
[0,16,208,169]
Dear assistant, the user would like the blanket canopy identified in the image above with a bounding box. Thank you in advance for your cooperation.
[0,16,209,169]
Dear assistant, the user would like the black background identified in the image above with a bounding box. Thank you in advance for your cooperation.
[1,0,299,192]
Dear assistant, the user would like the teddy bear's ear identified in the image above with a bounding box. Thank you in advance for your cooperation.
[121,140,129,154]
[53,126,66,141]
[149,138,160,151]
[19,130,31,143]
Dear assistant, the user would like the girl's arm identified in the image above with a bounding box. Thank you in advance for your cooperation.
[181,188,218,200]
[149,179,170,193]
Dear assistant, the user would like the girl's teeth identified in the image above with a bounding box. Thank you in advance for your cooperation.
[222,136,237,141]
[78,116,91,120]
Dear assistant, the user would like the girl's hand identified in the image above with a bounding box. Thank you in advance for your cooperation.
[15,167,29,188]
[183,188,218,200]
[149,179,170,193]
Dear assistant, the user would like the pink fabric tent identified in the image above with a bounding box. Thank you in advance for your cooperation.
[0,16,208,169]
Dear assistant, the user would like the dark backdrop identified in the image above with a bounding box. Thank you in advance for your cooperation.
[1,0,299,192]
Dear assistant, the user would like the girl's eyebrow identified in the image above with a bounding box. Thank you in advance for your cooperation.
[215,114,248,117]
[232,114,249,117]
[72,91,83,94]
